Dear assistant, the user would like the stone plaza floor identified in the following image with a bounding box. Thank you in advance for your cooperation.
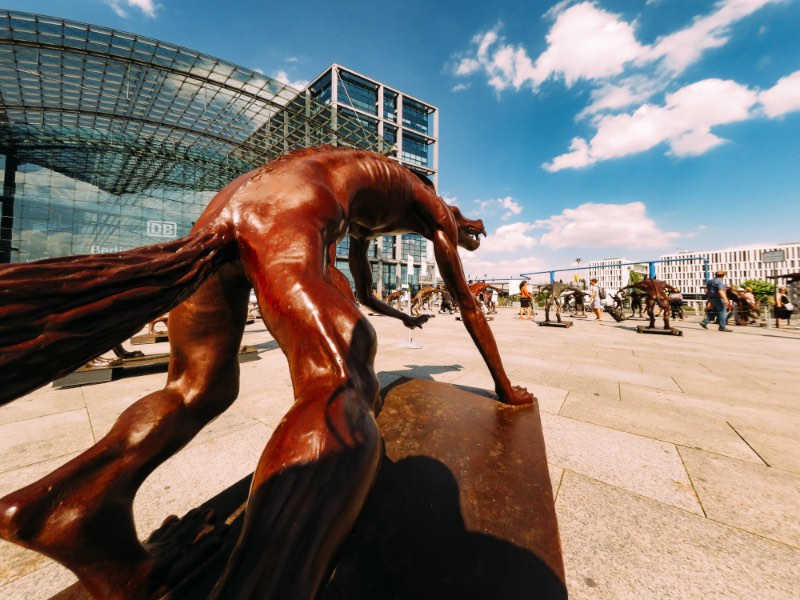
[1,307,798,599]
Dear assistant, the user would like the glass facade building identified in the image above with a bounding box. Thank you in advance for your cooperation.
[0,12,439,294]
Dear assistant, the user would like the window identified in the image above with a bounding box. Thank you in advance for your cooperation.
[402,98,430,134]
[382,235,396,259]
[401,233,425,262]
[401,132,429,167]
[383,125,397,145]
[309,72,332,106]
[337,71,377,115]
[383,90,397,122]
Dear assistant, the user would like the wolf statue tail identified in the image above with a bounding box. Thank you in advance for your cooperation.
[0,226,236,405]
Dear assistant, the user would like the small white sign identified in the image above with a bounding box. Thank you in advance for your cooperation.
[146,220,178,238]
[762,250,785,264]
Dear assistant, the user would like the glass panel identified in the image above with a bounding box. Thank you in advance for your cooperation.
[401,233,425,262]
[401,132,430,168]
[383,90,397,122]
[337,71,377,115]
[0,11,393,263]
[402,98,431,135]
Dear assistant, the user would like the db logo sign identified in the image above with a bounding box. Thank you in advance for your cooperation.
[146,220,178,238]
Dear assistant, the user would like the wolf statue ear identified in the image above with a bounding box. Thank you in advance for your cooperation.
[408,169,436,191]
[447,204,463,220]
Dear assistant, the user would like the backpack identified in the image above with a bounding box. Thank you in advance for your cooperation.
[599,287,607,300]
[706,279,719,297]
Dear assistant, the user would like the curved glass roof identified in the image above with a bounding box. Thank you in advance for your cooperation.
[0,10,381,194]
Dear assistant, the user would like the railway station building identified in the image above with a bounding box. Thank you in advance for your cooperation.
[0,10,438,294]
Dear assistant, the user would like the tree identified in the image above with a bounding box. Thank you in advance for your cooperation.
[628,270,643,286]
[741,279,774,302]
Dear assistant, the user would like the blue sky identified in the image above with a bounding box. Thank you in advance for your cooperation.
[11,0,800,278]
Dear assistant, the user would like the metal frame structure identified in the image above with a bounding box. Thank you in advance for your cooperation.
[521,257,711,286]
[307,64,438,184]
[0,10,383,262]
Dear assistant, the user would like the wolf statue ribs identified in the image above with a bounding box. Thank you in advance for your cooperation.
[0,146,534,599]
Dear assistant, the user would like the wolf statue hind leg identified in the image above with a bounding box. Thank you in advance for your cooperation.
[0,263,250,599]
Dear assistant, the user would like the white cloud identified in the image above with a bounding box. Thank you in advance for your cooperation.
[451,83,471,93]
[650,0,784,74]
[107,0,157,18]
[453,4,650,92]
[441,192,459,204]
[534,2,648,86]
[534,202,680,249]
[758,70,800,117]
[454,28,537,92]
[456,1,785,93]
[472,196,523,219]
[544,78,759,170]
[479,221,538,254]
[273,70,309,90]
[454,1,793,168]
[458,251,546,280]
[578,76,659,118]
[499,197,523,216]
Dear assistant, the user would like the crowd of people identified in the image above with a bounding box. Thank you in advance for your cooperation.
[369,273,795,329]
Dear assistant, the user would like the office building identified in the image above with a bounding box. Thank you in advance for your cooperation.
[657,243,800,299]
[583,243,800,301]
[587,258,648,293]
[306,65,438,293]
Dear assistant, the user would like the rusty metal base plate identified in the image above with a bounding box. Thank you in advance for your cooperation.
[131,332,169,345]
[636,326,683,336]
[324,377,566,598]
[51,378,565,599]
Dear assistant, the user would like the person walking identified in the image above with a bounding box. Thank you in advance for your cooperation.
[589,278,603,321]
[669,287,684,320]
[519,280,534,320]
[700,270,733,332]
[774,286,794,328]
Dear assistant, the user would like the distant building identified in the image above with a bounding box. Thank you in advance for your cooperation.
[583,244,800,301]
[307,64,438,183]
[587,258,648,293]
[657,243,800,299]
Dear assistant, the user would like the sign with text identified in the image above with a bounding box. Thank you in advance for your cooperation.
[146,219,178,238]
[762,250,785,263]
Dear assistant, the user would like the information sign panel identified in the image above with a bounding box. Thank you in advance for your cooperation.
[762,250,785,263]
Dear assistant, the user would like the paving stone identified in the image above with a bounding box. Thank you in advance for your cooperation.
[556,471,800,599]
[1,308,798,597]
[0,387,85,428]
[679,447,800,548]
[0,562,76,600]
[134,422,272,536]
[540,413,702,514]
[727,419,800,475]
[561,383,760,462]
[566,362,682,392]
[0,409,94,474]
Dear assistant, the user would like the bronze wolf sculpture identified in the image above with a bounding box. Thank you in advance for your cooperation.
[0,146,533,599]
